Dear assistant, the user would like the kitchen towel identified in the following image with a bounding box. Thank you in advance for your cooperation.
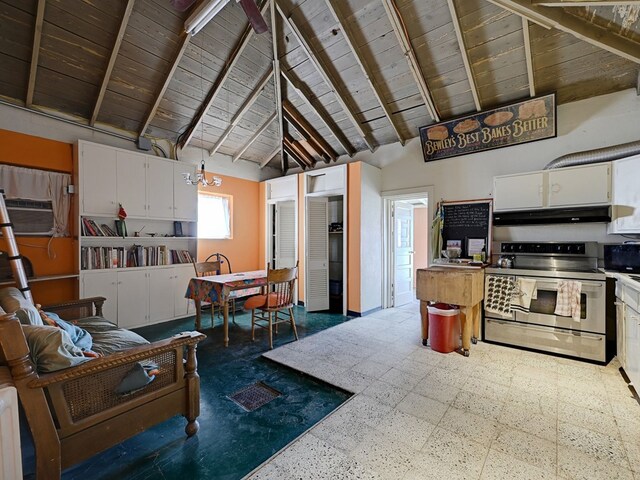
[485,275,516,317]
[554,280,582,320]
[510,278,537,313]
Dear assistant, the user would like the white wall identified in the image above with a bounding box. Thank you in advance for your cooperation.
[360,162,383,313]
[0,101,279,182]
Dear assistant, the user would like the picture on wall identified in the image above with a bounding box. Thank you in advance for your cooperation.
[419,93,556,162]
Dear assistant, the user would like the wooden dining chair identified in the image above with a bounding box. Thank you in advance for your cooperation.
[192,260,236,325]
[244,264,298,349]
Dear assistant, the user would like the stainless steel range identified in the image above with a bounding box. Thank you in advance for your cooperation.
[484,242,609,362]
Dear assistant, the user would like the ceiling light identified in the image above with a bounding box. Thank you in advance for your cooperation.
[185,0,231,35]
[183,160,222,187]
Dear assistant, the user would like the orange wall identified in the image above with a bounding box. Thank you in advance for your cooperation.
[347,163,361,314]
[0,129,76,305]
[413,206,429,285]
[198,173,261,273]
[258,181,266,269]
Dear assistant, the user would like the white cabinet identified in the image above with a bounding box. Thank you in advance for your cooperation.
[80,143,117,215]
[116,151,147,217]
[117,270,150,329]
[149,268,175,323]
[548,163,610,207]
[174,265,196,317]
[625,303,640,388]
[609,155,640,233]
[147,160,175,219]
[493,172,544,211]
[80,270,118,324]
[173,163,197,220]
[493,163,611,212]
[616,298,626,370]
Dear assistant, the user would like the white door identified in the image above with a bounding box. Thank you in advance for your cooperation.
[306,197,329,311]
[117,269,149,329]
[610,156,640,233]
[173,163,198,220]
[174,265,196,317]
[148,267,175,323]
[81,143,117,215]
[548,163,610,207]
[147,160,174,219]
[116,151,147,217]
[493,172,544,211]
[275,201,296,268]
[394,203,414,307]
[81,270,118,324]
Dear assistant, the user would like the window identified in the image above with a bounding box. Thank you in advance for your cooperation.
[197,193,232,239]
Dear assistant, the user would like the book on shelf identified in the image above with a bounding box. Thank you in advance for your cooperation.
[81,245,194,270]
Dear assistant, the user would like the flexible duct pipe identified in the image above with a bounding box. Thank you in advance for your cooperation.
[544,140,640,169]
[0,191,33,304]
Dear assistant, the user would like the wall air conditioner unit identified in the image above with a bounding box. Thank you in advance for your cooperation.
[5,198,54,235]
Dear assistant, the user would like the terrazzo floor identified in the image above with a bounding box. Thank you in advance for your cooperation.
[248,301,640,480]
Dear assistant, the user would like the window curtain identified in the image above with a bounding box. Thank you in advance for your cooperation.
[0,164,71,237]
[198,194,231,239]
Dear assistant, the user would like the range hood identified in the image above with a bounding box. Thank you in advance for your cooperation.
[493,206,611,226]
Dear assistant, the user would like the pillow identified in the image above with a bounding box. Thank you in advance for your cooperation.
[14,305,44,326]
[78,316,149,356]
[23,325,91,373]
[0,287,32,314]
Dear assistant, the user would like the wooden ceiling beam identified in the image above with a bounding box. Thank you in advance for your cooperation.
[284,134,315,168]
[522,18,536,97]
[446,0,481,111]
[275,1,376,152]
[180,0,269,148]
[260,147,280,169]
[281,69,354,157]
[90,0,135,126]
[381,0,440,122]
[232,111,277,163]
[282,141,307,170]
[209,67,274,157]
[284,116,330,164]
[283,100,337,162]
[324,0,405,145]
[26,0,46,108]
[270,0,286,173]
[533,1,640,6]
[488,0,640,64]
[140,32,191,137]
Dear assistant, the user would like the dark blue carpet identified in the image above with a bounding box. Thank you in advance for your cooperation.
[21,307,351,480]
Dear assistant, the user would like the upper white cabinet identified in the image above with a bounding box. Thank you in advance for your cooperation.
[493,162,611,212]
[173,163,198,220]
[147,159,174,219]
[80,143,117,215]
[609,155,640,233]
[117,151,147,217]
[547,163,610,207]
[493,172,544,211]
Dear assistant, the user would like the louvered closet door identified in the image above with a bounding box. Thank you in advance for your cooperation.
[275,201,296,268]
[306,197,329,311]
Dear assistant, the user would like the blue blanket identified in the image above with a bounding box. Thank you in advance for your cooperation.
[45,312,93,352]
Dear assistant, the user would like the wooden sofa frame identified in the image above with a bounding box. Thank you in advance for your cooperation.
[0,296,205,479]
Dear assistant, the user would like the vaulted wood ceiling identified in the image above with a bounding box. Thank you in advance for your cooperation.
[0,0,638,172]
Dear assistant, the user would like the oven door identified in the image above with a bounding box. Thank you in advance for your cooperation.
[514,277,606,334]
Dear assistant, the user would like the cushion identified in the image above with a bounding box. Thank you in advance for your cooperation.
[78,316,149,356]
[15,305,44,326]
[243,293,281,310]
[23,325,91,373]
[0,287,32,314]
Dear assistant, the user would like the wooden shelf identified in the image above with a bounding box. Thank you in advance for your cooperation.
[81,264,194,273]
[0,274,79,287]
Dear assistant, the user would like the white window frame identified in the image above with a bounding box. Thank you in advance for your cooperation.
[197,192,233,239]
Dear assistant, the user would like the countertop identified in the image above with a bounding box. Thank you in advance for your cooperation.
[603,270,640,291]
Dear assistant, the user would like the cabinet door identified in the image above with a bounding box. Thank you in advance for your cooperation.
[305,197,329,312]
[116,151,147,217]
[81,143,117,215]
[625,304,640,387]
[81,271,118,324]
[275,200,296,268]
[616,299,626,370]
[149,267,175,323]
[173,163,197,220]
[174,265,196,317]
[548,163,610,207]
[147,160,174,219]
[610,156,640,233]
[493,173,544,211]
[117,270,149,329]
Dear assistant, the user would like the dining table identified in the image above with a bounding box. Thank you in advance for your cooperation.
[185,270,267,347]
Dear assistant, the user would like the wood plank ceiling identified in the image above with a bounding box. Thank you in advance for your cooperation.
[0,0,638,172]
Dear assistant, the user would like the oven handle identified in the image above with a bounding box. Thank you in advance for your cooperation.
[524,279,604,290]
[486,318,603,340]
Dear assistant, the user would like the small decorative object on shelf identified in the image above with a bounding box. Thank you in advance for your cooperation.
[174,221,183,237]
[117,203,128,238]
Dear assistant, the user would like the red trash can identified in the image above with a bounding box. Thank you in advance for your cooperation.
[427,303,461,353]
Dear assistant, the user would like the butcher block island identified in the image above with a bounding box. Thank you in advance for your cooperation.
[416,266,485,356]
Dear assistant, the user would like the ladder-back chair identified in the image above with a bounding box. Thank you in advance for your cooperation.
[192,260,236,326]
[245,264,298,349]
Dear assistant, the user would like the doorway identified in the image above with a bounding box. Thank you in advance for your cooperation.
[383,188,434,309]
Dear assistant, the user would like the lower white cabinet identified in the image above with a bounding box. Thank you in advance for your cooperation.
[81,264,195,328]
[625,303,640,388]
[616,298,626,370]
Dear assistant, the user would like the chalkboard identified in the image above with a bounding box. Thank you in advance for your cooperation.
[441,200,492,258]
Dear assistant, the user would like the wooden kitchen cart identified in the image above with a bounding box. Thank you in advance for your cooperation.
[416,266,485,356]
